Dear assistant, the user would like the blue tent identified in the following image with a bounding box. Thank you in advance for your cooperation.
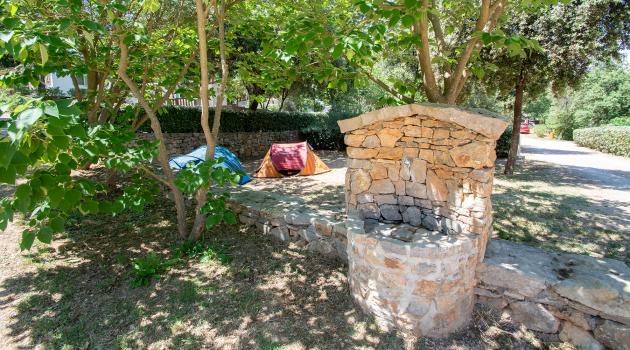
[168,145,252,185]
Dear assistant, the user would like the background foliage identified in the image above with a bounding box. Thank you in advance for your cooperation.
[573,126,630,157]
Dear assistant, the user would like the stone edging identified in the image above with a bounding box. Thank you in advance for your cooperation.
[477,239,630,350]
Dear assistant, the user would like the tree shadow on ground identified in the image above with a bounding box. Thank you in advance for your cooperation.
[1,202,550,349]
[508,157,630,192]
[493,162,629,265]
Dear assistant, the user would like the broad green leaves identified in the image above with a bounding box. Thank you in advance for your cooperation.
[173,158,240,230]
[0,92,166,250]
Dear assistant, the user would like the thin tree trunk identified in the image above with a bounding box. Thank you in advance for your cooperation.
[249,100,259,111]
[278,88,288,111]
[190,0,228,240]
[504,66,527,175]
[116,33,188,238]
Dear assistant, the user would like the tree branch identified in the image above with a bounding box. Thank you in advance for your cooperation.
[132,50,197,131]
[413,0,445,103]
[347,57,414,103]
[445,0,506,103]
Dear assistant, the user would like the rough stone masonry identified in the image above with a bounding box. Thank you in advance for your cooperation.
[338,104,508,337]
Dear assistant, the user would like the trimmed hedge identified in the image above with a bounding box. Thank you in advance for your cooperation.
[573,126,630,157]
[146,106,334,133]
[142,106,348,150]
[146,106,513,154]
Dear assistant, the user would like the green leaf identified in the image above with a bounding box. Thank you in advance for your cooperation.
[332,43,344,59]
[37,226,53,244]
[65,189,82,207]
[44,103,59,117]
[81,20,106,34]
[388,15,400,27]
[0,142,17,168]
[14,184,31,211]
[56,100,81,117]
[20,230,36,250]
[39,43,48,65]
[401,15,415,27]
[16,107,43,129]
[48,187,64,207]
[52,135,71,149]
[50,217,65,233]
[471,66,485,79]
[205,214,222,228]
[0,31,14,43]
[142,0,161,13]
[0,165,17,184]
[98,201,112,213]
[404,0,417,8]
[223,211,237,225]
[67,125,87,138]
[79,199,99,214]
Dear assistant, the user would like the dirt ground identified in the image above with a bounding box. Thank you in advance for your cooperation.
[0,198,566,349]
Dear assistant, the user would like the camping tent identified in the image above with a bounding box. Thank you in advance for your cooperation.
[169,145,252,185]
[253,141,330,178]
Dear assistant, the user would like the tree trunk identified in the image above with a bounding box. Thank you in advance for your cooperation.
[190,0,228,241]
[116,33,189,239]
[504,66,527,175]
[249,99,259,111]
[278,88,288,111]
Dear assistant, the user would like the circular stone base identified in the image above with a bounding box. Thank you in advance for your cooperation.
[347,217,481,338]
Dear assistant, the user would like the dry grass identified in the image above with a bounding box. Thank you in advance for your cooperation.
[0,200,565,349]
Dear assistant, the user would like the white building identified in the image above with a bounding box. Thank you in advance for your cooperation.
[44,73,87,95]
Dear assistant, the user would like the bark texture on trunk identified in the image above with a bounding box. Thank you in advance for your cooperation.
[504,66,527,175]
[190,0,228,241]
[116,33,189,238]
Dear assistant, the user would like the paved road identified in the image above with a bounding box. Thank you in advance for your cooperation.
[519,134,630,207]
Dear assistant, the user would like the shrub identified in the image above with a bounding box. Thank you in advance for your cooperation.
[496,126,513,158]
[533,124,547,138]
[130,252,178,287]
[573,126,630,157]
[173,240,231,265]
[144,106,349,150]
[609,117,630,126]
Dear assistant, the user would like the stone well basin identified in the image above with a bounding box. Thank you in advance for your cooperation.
[347,216,481,337]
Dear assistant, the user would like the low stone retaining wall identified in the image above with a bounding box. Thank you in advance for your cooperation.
[225,188,348,262]
[136,130,300,159]
[477,239,630,350]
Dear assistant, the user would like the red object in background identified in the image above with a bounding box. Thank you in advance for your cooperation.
[520,123,530,134]
[270,142,308,171]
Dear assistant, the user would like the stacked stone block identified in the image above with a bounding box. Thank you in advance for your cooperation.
[226,196,348,262]
[344,114,497,248]
[347,216,481,337]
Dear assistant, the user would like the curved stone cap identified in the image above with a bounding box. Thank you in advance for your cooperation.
[337,103,509,140]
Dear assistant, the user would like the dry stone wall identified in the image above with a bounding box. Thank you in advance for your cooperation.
[136,130,300,159]
[339,104,508,338]
[343,112,499,256]
[224,188,349,262]
[347,216,481,337]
